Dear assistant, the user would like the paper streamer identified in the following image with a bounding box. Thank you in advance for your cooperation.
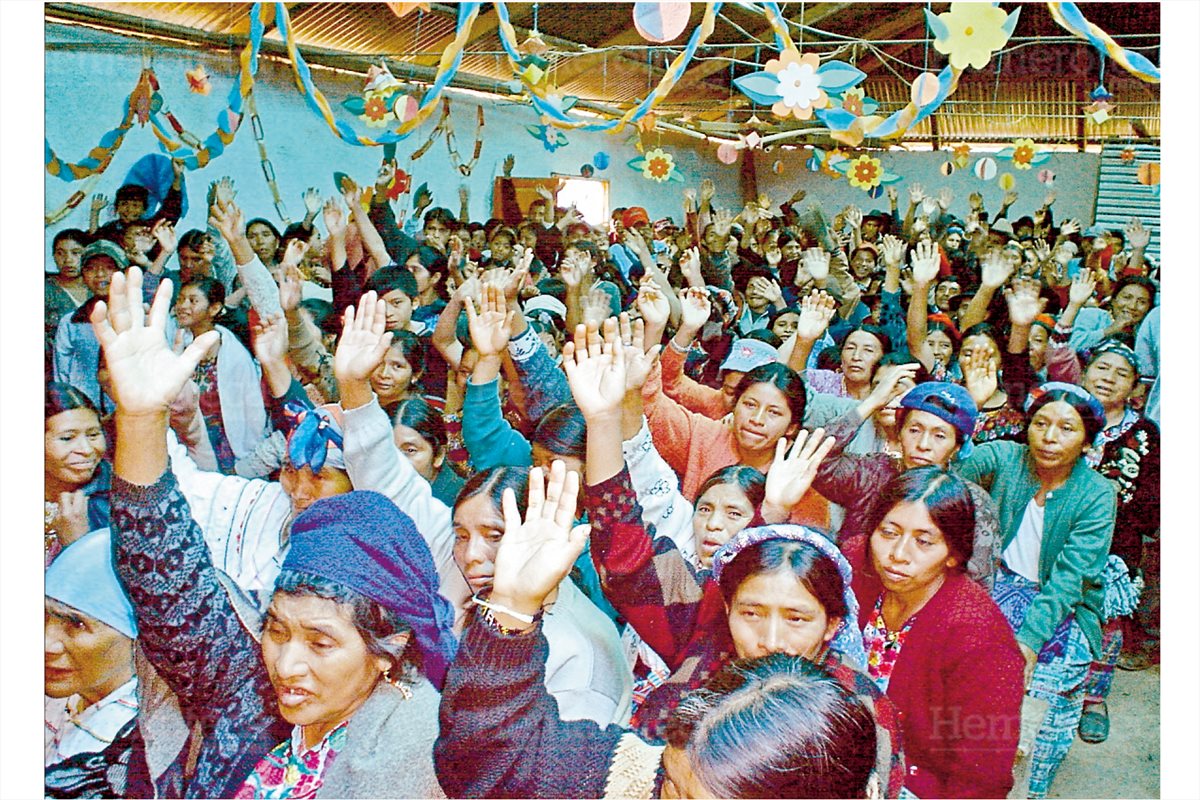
[496,1,721,133]
[275,1,481,146]
[45,94,139,182]
[1047,2,1160,83]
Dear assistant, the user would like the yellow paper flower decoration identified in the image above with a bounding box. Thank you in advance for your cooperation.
[363,93,390,127]
[847,154,883,190]
[932,3,1012,71]
[1011,138,1036,170]
[841,87,865,116]
[765,50,827,121]
[643,148,675,183]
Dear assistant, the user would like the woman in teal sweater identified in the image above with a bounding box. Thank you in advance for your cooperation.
[956,382,1116,800]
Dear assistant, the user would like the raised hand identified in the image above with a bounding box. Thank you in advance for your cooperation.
[961,348,998,407]
[1004,277,1047,326]
[862,362,920,414]
[90,268,219,416]
[278,264,303,312]
[880,234,906,268]
[937,187,953,210]
[844,206,863,229]
[1031,238,1052,263]
[90,193,109,215]
[699,178,716,206]
[619,313,662,391]
[581,286,613,328]
[323,198,347,239]
[302,187,323,216]
[212,176,237,206]
[682,188,697,213]
[795,290,837,341]
[678,286,712,333]
[1043,191,1056,208]
[968,191,984,212]
[559,249,590,290]
[465,284,514,357]
[764,429,837,513]
[908,183,926,205]
[980,248,1015,289]
[52,491,92,547]
[622,227,649,257]
[251,312,290,367]
[802,247,831,283]
[334,291,393,383]
[885,186,898,205]
[1058,218,1081,237]
[711,207,734,238]
[280,238,309,270]
[490,461,589,620]
[909,239,940,286]
[502,153,515,177]
[1002,189,1019,208]
[1067,269,1097,307]
[635,279,670,330]
[152,220,178,254]
[790,187,808,205]
[562,319,626,421]
[681,246,704,287]
[208,197,246,246]
[1125,217,1151,249]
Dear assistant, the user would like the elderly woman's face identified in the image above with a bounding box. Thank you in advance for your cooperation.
[261,592,392,749]
[45,598,133,704]
[1083,352,1137,410]
[46,408,105,489]
[280,465,353,515]
[246,223,280,263]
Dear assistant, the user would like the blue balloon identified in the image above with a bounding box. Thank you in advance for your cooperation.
[593,152,610,171]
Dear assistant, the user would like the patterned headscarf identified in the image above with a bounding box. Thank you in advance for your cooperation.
[1086,340,1141,379]
[46,529,138,639]
[1023,381,1106,443]
[284,402,345,473]
[710,525,867,672]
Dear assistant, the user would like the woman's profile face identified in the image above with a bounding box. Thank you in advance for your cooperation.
[261,592,390,748]
[869,500,955,598]
[44,598,132,704]
[453,493,505,596]
[1083,352,1137,411]
[692,483,755,568]
[732,382,796,455]
[1027,400,1089,473]
[45,408,105,489]
[726,569,838,660]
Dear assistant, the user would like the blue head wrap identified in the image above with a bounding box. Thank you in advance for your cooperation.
[284,402,345,473]
[710,525,867,672]
[45,528,138,639]
[282,491,459,689]
[123,154,188,219]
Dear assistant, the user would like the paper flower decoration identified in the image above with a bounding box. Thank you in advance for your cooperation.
[630,147,679,183]
[1120,147,1137,163]
[186,66,211,96]
[733,51,865,123]
[951,143,972,169]
[806,148,847,180]
[996,137,1049,170]
[527,124,569,152]
[830,153,902,192]
[342,63,416,128]
[925,3,1020,71]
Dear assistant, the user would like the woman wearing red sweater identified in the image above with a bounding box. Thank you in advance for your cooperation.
[842,467,1025,799]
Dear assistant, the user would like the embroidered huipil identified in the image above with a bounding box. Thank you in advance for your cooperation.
[863,599,916,693]
[44,676,139,766]
[235,723,347,799]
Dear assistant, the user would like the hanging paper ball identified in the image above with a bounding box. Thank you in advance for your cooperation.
[940,161,955,177]
[394,94,419,123]
[633,1,691,43]
[593,152,610,171]
[1137,162,1160,186]
[974,157,997,181]
[868,185,884,199]
[717,142,740,165]
[1037,168,1056,185]
[580,164,595,178]
[807,155,822,172]
[911,73,941,107]
[998,173,1016,191]
[772,159,785,175]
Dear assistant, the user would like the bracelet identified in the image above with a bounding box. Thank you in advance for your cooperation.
[472,595,541,625]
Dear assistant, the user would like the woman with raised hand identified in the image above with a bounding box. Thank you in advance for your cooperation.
[435,461,886,800]
[93,266,458,798]
[561,318,906,795]
[956,383,1117,799]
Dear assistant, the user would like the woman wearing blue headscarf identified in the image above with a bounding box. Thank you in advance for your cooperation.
[93,267,459,799]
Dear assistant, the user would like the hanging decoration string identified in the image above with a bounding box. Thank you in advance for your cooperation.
[411,97,453,160]
[446,105,485,176]
[45,78,144,182]
[45,174,101,226]
[246,89,291,223]
[494,1,722,133]
[1046,2,1159,83]
[273,0,481,145]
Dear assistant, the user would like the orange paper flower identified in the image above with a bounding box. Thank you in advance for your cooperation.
[643,148,675,182]
[847,154,883,190]
[363,94,389,127]
[1011,138,1036,169]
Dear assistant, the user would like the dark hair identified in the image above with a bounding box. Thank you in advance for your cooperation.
[531,403,587,460]
[844,323,892,354]
[407,245,450,299]
[387,329,426,379]
[1025,388,1105,444]
[454,466,529,518]
[734,362,807,426]
[392,395,446,451]
[1109,275,1157,308]
[742,328,783,349]
[114,184,149,205]
[245,217,282,241]
[423,207,457,228]
[178,229,214,252]
[52,229,89,250]
[768,305,802,328]
[271,569,420,681]
[665,654,877,799]
[716,539,849,620]
[734,263,777,295]
[862,467,975,572]
[298,298,338,339]
[365,265,418,298]
[281,222,314,247]
[926,318,961,350]
[960,322,1002,351]
[816,345,841,371]
[876,351,933,384]
[488,226,517,246]
[46,382,99,424]
[696,465,766,511]
[565,239,600,264]
[180,277,226,309]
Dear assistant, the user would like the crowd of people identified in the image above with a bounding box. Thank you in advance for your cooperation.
[43,150,1160,799]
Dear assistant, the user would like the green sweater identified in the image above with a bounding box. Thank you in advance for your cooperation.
[956,440,1116,658]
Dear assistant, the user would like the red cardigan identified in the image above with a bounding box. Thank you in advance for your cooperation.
[842,534,1025,800]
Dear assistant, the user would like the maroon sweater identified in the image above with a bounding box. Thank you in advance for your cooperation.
[842,534,1025,799]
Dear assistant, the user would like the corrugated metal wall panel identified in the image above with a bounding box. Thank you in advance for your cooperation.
[1094,143,1160,263]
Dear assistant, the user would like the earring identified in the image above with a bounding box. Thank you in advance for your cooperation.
[382,668,413,700]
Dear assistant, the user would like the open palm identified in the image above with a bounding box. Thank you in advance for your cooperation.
[334,292,394,383]
[563,321,626,421]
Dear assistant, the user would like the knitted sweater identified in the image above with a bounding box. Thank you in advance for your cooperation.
[843,535,1024,799]
[585,468,907,797]
[956,441,1117,657]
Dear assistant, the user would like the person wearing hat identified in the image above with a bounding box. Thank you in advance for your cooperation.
[44,528,140,797]
[91,268,460,798]
[54,239,130,409]
[839,467,1025,799]
[860,208,893,243]
[955,382,1117,799]
[804,381,1003,588]
[988,217,1016,247]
